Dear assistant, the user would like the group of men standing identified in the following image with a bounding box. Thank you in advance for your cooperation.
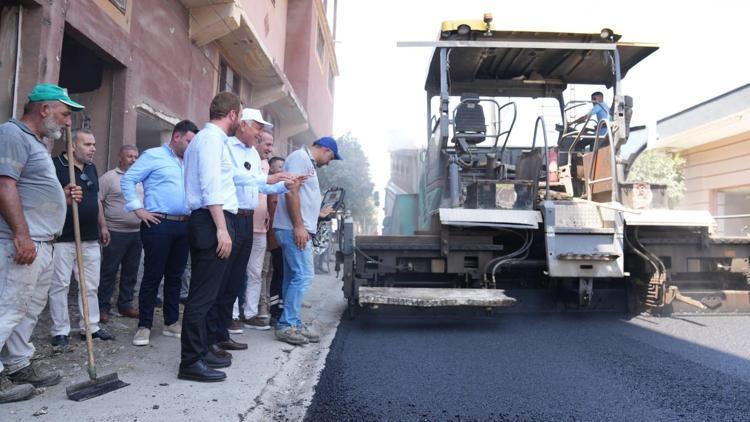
[0,85,342,402]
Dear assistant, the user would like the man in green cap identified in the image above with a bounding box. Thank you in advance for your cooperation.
[0,83,84,403]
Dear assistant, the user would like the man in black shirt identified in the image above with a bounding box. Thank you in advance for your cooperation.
[48,129,114,347]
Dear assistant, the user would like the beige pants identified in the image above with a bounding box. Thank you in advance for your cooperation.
[233,234,269,319]
[48,241,101,336]
[0,239,54,373]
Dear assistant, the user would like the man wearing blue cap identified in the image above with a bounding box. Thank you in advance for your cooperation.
[0,83,83,402]
[273,136,341,345]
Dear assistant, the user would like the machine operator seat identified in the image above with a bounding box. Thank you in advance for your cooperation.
[453,93,486,146]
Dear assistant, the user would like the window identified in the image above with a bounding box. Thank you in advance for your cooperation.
[716,188,750,236]
[219,60,240,95]
[109,0,126,13]
[316,24,325,62]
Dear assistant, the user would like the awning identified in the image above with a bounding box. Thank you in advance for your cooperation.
[179,0,310,141]
[414,30,658,96]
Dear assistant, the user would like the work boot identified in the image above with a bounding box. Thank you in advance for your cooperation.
[298,323,320,343]
[132,327,151,346]
[163,323,181,338]
[0,375,34,404]
[82,328,115,341]
[275,326,309,345]
[8,363,62,388]
[50,335,69,347]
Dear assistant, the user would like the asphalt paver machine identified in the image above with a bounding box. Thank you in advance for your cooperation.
[339,15,750,318]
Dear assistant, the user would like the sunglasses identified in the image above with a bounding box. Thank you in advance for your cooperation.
[79,172,94,188]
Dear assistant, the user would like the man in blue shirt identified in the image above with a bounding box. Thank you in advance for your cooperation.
[121,120,198,348]
[573,91,610,137]
[273,137,342,345]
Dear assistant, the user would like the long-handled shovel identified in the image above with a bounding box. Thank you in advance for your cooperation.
[64,127,129,401]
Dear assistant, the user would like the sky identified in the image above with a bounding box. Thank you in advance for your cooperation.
[330,0,749,205]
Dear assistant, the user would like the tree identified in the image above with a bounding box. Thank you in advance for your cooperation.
[627,150,686,208]
[317,133,377,231]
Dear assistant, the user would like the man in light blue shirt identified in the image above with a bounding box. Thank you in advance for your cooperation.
[574,91,610,137]
[179,92,244,383]
[273,137,342,345]
[121,120,198,348]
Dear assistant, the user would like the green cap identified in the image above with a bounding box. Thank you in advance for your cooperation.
[27,83,84,111]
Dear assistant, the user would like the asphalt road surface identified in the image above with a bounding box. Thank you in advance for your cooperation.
[305,308,750,421]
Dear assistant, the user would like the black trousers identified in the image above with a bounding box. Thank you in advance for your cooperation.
[138,220,189,328]
[98,230,142,312]
[180,209,237,365]
[207,212,253,345]
[269,247,284,317]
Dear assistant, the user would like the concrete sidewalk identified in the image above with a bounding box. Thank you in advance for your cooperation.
[2,273,345,422]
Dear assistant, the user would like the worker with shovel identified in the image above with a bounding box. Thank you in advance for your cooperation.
[0,84,83,403]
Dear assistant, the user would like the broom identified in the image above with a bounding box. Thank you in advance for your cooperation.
[64,126,129,401]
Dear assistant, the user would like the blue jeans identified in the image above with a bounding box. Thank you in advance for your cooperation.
[275,229,313,329]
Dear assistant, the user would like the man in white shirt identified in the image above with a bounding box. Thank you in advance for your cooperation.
[231,125,282,330]
[179,92,242,383]
[218,108,296,344]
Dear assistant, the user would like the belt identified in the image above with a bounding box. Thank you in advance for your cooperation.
[237,209,254,217]
[154,213,190,222]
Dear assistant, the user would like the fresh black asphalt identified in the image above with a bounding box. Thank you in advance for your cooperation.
[305,308,750,421]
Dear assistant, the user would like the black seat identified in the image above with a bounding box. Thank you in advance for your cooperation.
[453,93,485,144]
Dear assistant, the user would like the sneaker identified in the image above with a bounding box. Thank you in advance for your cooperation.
[0,375,34,404]
[163,323,181,338]
[298,323,320,343]
[243,316,271,331]
[275,326,309,346]
[8,364,62,388]
[50,334,69,347]
[132,327,151,346]
[228,319,244,334]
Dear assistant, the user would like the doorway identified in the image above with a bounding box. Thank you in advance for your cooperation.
[57,26,122,172]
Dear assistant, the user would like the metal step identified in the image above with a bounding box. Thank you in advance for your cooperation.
[358,287,517,308]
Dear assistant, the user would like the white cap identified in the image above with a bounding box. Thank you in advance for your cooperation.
[240,108,274,130]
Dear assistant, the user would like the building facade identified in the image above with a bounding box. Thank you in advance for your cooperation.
[655,84,750,236]
[0,0,338,171]
[383,148,421,235]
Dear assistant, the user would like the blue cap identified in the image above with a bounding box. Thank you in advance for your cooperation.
[314,136,342,160]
